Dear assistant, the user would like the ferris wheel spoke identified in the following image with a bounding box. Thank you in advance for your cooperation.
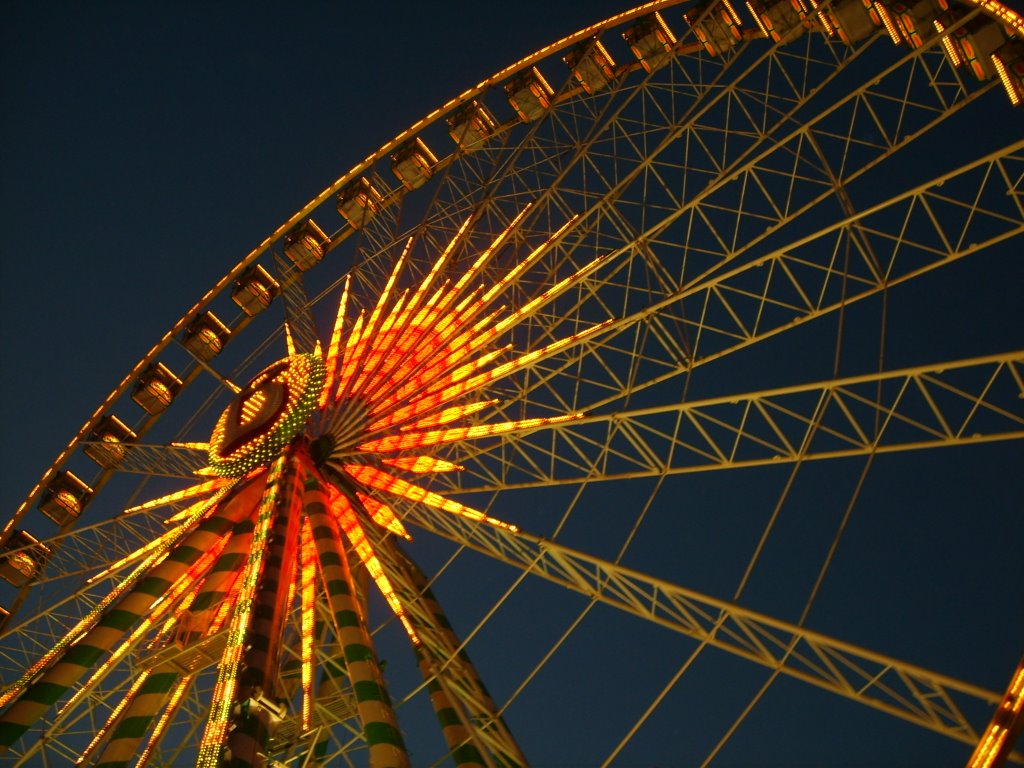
[459,139,1024,430]
[363,531,529,766]
[489,39,748,223]
[400,504,1007,753]
[432,131,1019,444]
[446,352,1024,491]
[455,38,971,299]
[91,442,209,479]
[273,253,321,356]
[431,42,1000,373]
[422,33,847,289]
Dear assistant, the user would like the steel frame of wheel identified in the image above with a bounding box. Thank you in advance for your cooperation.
[1,0,1022,765]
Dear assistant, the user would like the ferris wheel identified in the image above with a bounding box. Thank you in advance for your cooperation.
[1,0,1022,765]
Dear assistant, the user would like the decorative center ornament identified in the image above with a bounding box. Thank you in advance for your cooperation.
[207,353,326,476]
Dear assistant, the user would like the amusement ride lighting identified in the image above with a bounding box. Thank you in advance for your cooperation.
[0,207,611,764]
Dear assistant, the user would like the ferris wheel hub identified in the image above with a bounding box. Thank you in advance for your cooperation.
[207,353,326,477]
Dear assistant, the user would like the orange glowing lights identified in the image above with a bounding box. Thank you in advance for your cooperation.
[344,465,519,533]
[44,203,610,764]
[360,414,581,453]
[299,518,318,731]
[967,654,1024,768]
[326,486,418,642]
[356,492,410,539]
[310,207,610,604]
[124,478,235,514]
[382,456,464,474]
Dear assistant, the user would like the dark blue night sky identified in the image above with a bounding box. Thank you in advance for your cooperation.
[1,2,1022,765]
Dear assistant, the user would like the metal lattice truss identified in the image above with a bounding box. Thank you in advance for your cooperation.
[274,252,322,356]
[448,353,1024,490]
[399,500,1011,756]
[93,443,208,478]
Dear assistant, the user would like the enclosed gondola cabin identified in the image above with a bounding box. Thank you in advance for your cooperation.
[337,177,385,228]
[284,219,330,271]
[0,531,51,588]
[38,471,93,526]
[231,264,280,317]
[505,68,555,122]
[623,13,677,72]
[131,362,182,416]
[563,38,616,93]
[84,414,137,468]
[391,138,437,190]
[182,311,231,361]
[447,101,498,150]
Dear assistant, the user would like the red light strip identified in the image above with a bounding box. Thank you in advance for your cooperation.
[385,320,610,426]
[344,465,518,532]
[447,205,533,303]
[435,345,513,393]
[351,221,472,409]
[376,310,498,404]
[348,291,420,401]
[365,309,508,430]
[124,478,234,514]
[327,488,418,642]
[373,332,508,427]
[358,237,413,367]
[356,286,456,408]
[196,453,290,768]
[299,517,317,731]
[400,400,498,431]
[447,285,487,327]
[403,216,474,320]
[477,215,580,309]
[361,414,580,453]
[320,275,351,410]
[366,324,492,423]
[382,456,464,473]
[356,492,411,539]
[333,309,366,405]
[489,256,612,338]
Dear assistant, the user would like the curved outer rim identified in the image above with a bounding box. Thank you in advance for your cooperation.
[4,0,1022,546]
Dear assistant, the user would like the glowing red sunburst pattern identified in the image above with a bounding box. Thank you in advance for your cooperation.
[0,207,611,767]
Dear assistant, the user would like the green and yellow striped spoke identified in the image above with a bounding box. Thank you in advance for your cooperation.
[302,473,410,768]
[92,666,181,768]
[196,454,291,768]
[386,539,525,768]
[0,491,251,751]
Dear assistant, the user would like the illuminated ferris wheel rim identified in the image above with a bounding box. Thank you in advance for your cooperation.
[5,0,1022,535]
[1,0,1019,542]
